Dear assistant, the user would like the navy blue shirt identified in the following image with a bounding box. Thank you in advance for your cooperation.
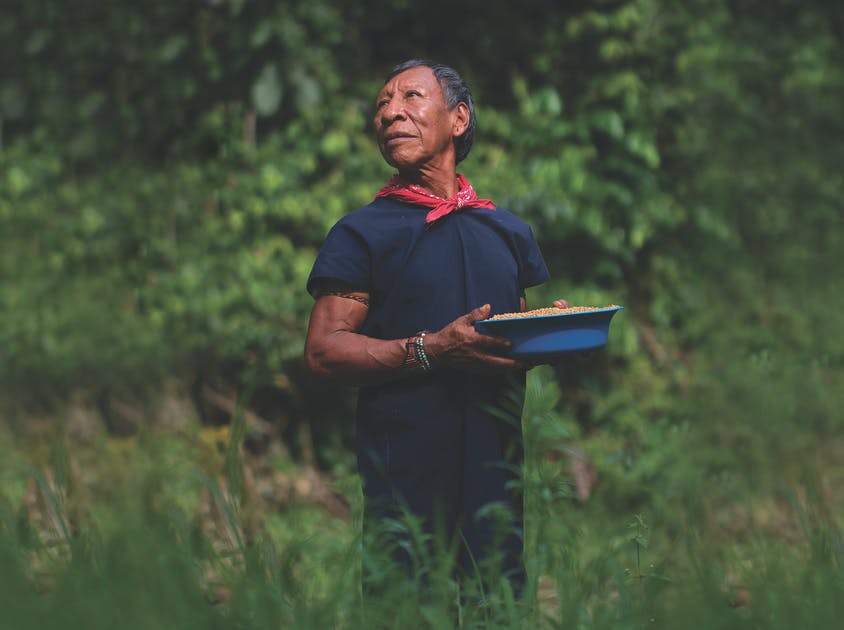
[307,196,549,577]
[307,197,549,332]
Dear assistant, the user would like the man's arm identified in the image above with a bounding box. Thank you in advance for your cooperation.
[304,284,524,387]
[304,288,408,386]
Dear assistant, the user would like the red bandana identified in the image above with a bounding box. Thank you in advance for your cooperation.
[374,174,495,225]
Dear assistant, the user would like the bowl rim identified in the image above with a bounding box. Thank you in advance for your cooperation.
[478,304,624,327]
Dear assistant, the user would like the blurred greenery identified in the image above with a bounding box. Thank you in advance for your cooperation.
[1,0,842,627]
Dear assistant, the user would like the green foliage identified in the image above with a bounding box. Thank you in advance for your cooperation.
[2,1,844,623]
[2,0,842,529]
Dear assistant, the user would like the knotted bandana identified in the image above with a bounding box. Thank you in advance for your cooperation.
[374,173,495,225]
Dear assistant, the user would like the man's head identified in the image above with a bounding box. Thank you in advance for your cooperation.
[376,60,476,168]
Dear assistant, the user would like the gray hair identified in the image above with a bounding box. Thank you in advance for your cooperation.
[385,59,476,164]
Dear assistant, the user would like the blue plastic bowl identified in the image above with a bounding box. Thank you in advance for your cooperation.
[474,306,624,358]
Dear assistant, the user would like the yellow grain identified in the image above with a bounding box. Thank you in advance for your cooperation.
[487,305,619,321]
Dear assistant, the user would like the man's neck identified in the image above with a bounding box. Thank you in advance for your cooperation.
[398,165,458,199]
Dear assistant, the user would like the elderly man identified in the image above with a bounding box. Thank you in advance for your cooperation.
[305,59,563,594]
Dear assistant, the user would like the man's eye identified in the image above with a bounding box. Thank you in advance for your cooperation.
[407,91,420,97]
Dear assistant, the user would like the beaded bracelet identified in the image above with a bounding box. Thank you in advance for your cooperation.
[402,332,433,373]
[414,332,433,373]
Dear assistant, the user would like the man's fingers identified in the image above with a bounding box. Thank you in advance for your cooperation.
[553,298,569,308]
[464,304,511,349]
[475,332,511,348]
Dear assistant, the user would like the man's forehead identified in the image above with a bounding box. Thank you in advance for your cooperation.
[378,66,440,96]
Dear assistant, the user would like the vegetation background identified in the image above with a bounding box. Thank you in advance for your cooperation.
[1,0,842,627]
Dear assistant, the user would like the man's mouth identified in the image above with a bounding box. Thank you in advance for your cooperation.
[384,133,414,145]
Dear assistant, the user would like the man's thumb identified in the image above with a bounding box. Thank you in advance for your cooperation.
[468,304,491,322]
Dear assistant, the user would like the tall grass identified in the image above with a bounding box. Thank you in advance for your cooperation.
[2,482,841,629]
[1,367,842,629]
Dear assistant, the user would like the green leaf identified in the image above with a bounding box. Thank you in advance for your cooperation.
[251,64,283,117]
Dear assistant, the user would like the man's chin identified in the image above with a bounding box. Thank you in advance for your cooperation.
[383,155,421,173]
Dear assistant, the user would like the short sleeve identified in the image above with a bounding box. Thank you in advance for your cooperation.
[518,225,550,290]
[306,219,371,297]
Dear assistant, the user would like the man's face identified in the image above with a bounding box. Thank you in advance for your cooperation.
[373,66,464,173]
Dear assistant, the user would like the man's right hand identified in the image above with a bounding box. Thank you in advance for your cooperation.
[424,304,525,372]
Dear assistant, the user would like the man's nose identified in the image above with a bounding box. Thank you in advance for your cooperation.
[381,97,405,122]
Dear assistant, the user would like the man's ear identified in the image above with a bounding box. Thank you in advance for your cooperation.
[452,102,470,137]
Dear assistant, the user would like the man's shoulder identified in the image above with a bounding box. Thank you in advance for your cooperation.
[486,205,537,234]
[490,205,525,221]
[341,197,412,219]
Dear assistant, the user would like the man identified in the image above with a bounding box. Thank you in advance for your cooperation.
[304,59,564,594]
